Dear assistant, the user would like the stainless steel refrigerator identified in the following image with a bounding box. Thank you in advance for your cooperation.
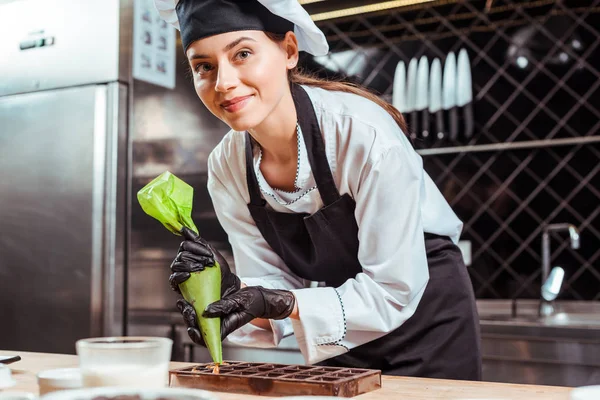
[0,0,130,353]
[0,0,229,356]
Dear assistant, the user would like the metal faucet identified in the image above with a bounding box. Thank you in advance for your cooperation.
[539,223,580,317]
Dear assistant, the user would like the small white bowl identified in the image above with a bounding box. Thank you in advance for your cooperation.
[37,368,82,395]
[0,392,37,400]
[40,387,219,400]
[571,385,600,400]
[0,365,16,389]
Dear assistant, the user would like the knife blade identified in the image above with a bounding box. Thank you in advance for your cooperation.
[416,55,430,140]
[457,48,474,139]
[443,51,458,142]
[429,58,444,141]
[406,57,418,138]
[392,60,406,113]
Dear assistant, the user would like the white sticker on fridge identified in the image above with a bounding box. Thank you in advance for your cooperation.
[133,0,176,89]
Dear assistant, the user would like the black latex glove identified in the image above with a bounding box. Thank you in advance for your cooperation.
[177,298,229,346]
[170,227,241,297]
[203,286,296,340]
[178,286,295,347]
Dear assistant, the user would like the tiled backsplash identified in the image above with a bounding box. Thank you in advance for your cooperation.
[303,0,600,299]
[423,144,600,300]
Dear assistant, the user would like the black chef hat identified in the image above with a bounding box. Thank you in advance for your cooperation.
[155,0,330,56]
[175,0,293,51]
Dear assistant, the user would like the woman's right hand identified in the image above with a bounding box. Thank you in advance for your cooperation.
[177,298,229,347]
[170,227,241,298]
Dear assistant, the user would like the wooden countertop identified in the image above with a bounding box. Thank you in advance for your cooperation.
[1,350,572,399]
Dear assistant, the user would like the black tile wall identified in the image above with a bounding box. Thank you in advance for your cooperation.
[303,0,600,299]
[423,144,600,300]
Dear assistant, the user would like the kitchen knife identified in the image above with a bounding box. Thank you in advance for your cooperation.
[457,48,474,139]
[392,60,406,113]
[416,55,430,140]
[406,57,418,139]
[0,355,21,364]
[443,51,458,142]
[429,58,444,141]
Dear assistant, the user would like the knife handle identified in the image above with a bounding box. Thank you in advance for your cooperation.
[449,107,459,142]
[411,110,418,140]
[422,110,430,141]
[464,103,474,139]
[0,355,21,364]
[435,110,445,141]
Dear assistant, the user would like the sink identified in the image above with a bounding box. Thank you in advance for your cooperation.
[477,300,600,329]
[479,312,600,327]
[476,299,600,388]
[543,312,600,327]
[479,314,539,323]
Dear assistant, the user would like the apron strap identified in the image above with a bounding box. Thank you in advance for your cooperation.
[243,84,341,207]
[291,84,340,206]
[245,133,266,206]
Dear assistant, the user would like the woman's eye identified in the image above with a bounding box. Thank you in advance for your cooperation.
[236,50,251,60]
[195,63,213,74]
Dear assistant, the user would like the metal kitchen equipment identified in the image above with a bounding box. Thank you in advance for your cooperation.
[392,60,406,115]
[0,0,129,353]
[428,58,444,141]
[415,55,430,140]
[169,361,381,397]
[442,51,458,142]
[539,266,566,317]
[542,223,580,284]
[539,223,580,317]
[406,57,418,139]
[0,0,226,355]
[456,48,474,140]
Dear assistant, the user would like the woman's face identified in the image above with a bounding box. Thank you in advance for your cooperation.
[186,30,298,132]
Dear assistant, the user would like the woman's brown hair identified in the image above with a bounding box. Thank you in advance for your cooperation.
[266,32,409,138]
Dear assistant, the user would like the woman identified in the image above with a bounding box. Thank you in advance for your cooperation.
[157,0,481,380]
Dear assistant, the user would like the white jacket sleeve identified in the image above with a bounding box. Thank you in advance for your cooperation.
[207,156,309,348]
[290,144,430,364]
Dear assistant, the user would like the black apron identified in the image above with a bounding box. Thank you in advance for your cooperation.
[244,84,482,380]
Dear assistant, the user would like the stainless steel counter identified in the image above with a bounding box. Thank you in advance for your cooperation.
[478,299,600,387]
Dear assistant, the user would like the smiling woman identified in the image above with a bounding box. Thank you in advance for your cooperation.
[186,30,298,135]
[153,0,482,381]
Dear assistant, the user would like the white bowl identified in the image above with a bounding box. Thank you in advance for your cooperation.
[40,387,219,400]
[0,365,15,389]
[37,368,82,395]
[0,392,37,400]
[571,385,600,400]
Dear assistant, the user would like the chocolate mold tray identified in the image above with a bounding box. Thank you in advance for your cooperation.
[169,361,381,397]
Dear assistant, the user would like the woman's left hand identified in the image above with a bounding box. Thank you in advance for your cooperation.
[203,286,296,339]
[170,227,241,297]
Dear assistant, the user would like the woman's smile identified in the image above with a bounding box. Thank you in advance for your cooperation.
[220,94,254,113]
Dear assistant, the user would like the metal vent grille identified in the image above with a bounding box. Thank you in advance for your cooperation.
[306,0,600,299]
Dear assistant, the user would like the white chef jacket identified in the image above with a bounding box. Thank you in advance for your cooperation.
[206,84,463,365]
